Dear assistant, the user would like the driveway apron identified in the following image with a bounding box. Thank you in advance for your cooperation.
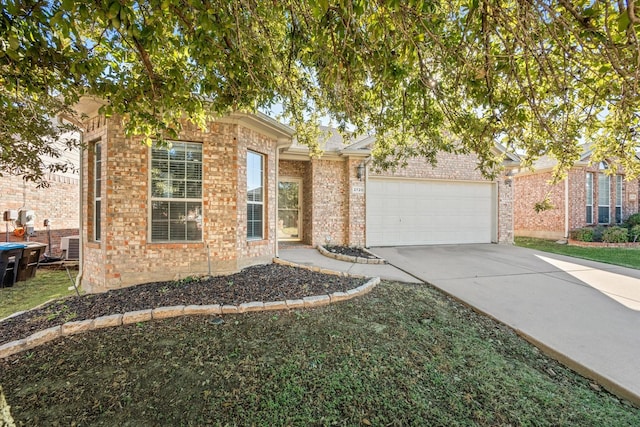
[371,244,640,406]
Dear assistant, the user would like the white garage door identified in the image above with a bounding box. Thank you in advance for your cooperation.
[366,178,496,246]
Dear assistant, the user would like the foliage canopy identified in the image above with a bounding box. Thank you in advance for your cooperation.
[2,0,640,182]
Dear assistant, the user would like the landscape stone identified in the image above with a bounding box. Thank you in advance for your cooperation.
[184,305,222,315]
[152,305,186,320]
[62,319,95,336]
[94,314,123,329]
[238,301,264,313]
[122,309,153,325]
[24,326,61,350]
[303,295,331,307]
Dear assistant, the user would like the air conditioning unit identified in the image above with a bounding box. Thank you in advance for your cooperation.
[60,236,80,260]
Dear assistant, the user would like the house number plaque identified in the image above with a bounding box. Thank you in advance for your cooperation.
[351,185,365,194]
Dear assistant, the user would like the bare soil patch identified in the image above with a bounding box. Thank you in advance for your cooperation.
[0,264,365,345]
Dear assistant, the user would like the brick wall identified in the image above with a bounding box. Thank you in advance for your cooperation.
[236,126,279,268]
[80,116,281,293]
[372,151,488,181]
[0,172,79,256]
[513,171,566,239]
[346,158,367,246]
[514,164,640,240]
[278,151,515,247]
[310,159,349,246]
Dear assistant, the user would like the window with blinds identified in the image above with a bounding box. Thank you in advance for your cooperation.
[247,151,264,240]
[150,142,203,242]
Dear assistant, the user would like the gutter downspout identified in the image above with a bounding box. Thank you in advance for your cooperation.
[564,175,569,241]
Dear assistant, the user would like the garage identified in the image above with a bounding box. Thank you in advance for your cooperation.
[366,178,497,246]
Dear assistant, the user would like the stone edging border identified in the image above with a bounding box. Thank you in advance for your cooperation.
[0,260,380,360]
[317,245,386,265]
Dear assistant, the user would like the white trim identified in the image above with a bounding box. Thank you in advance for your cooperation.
[93,141,102,242]
[247,150,265,241]
[586,172,594,224]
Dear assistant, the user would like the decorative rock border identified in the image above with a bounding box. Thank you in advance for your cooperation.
[317,245,386,265]
[0,261,379,360]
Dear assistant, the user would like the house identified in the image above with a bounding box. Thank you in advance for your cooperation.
[74,97,517,293]
[0,125,80,257]
[513,151,640,240]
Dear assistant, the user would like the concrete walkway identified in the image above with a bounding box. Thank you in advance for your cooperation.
[277,247,420,283]
[370,244,640,407]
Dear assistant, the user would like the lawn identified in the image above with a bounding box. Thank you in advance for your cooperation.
[0,268,78,320]
[1,282,637,425]
[515,237,640,270]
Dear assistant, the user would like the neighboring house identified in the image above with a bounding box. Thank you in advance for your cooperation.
[75,97,517,293]
[514,151,640,240]
[0,126,80,257]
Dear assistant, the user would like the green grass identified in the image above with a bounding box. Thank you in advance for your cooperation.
[1,282,638,425]
[0,268,77,319]
[515,236,640,270]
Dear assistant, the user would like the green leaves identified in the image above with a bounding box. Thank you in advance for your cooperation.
[2,0,640,183]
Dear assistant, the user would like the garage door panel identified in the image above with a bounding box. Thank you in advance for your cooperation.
[366,179,495,246]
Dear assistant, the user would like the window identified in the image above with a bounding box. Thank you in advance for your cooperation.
[616,175,623,223]
[93,142,102,241]
[598,172,610,224]
[150,142,202,242]
[586,172,593,224]
[247,151,264,240]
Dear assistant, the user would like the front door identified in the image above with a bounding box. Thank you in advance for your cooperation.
[278,179,302,241]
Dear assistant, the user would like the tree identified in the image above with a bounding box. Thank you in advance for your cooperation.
[2,0,640,183]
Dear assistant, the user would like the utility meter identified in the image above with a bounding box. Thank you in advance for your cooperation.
[18,209,35,227]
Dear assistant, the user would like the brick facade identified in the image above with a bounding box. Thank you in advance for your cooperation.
[278,157,365,247]
[80,115,286,293]
[279,150,514,247]
[514,163,640,240]
[0,172,79,256]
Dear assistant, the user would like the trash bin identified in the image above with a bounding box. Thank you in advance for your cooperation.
[0,243,27,288]
[16,242,47,282]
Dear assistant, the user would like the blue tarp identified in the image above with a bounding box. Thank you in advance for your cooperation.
[0,243,27,251]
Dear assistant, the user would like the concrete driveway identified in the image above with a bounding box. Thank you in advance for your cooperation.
[371,244,640,406]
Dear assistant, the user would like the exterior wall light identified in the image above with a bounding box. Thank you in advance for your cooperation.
[356,162,366,181]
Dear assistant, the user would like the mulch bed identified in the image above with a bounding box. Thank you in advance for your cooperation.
[324,245,379,259]
[0,264,366,346]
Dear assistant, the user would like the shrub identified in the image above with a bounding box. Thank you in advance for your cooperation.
[629,225,640,242]
[625,213,640,228]
[592,225,605,242]
[602,226,628,243]
[570,227,593,242]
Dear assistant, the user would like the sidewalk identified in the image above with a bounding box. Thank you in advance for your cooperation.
[277,247,421,284]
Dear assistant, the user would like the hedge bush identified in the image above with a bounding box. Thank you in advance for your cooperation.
[625,213,640,228]
[602,226,628,243]
[629,225,640,243]
[570,227,594,242]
